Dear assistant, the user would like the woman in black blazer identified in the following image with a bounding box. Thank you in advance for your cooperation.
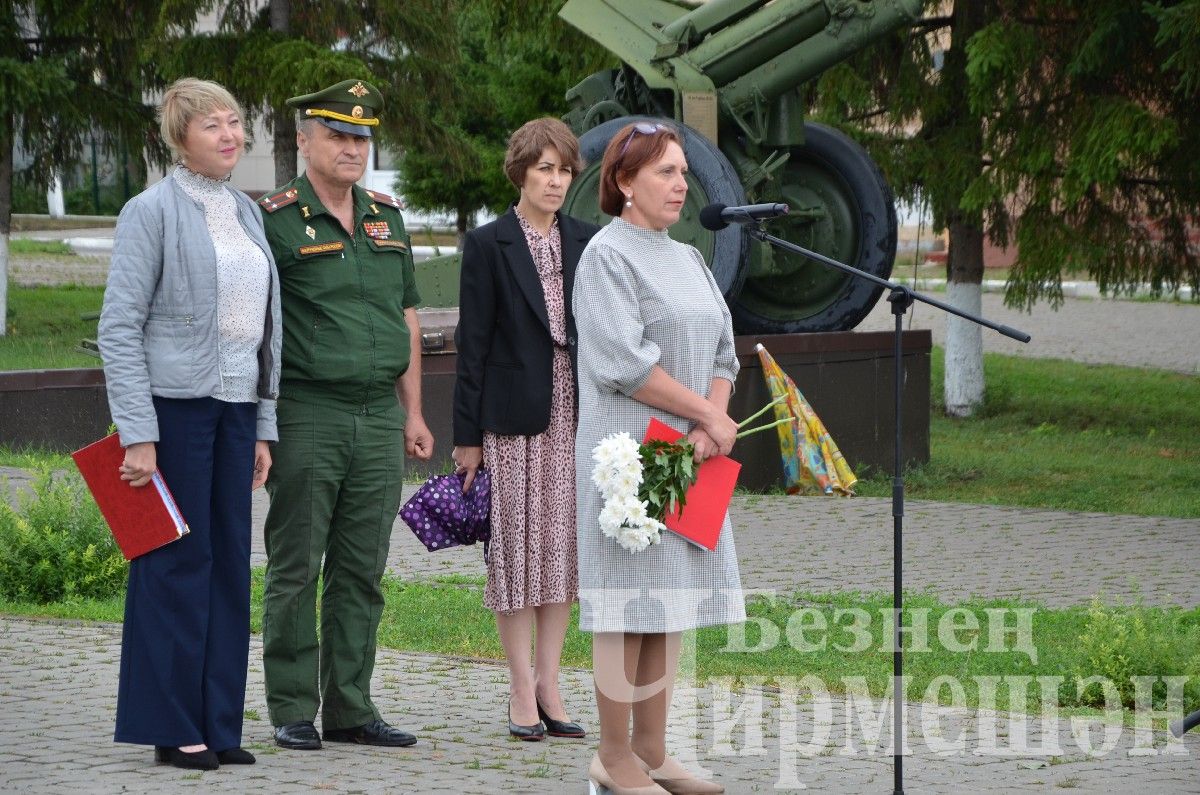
[452,118,600,741]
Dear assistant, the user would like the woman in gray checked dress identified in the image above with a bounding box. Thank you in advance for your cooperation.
[573,122,743,795]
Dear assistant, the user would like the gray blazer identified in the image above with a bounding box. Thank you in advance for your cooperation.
[98,173,282,446]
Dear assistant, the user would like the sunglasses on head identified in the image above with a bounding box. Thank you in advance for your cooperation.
[618,122,669,158]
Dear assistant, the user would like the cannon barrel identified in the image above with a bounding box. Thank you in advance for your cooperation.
[661,0,763,42]
[668,0,832,90]
[704,0,921,116]
[561,0,922,121]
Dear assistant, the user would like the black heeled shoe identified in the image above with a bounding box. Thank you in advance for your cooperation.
[154,746,219,770]
[507,704,545,741]
[536,700,586,738]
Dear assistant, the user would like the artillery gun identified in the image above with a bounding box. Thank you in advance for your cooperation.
[558,0,923,332]
[400,0,933,487]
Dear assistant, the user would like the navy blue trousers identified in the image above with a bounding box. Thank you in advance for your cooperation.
[114,397,256,751]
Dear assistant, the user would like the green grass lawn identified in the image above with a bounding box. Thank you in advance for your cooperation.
[8,239,75,256]
[0,285,105,370]
[853,347,1200,517]
[3,572,1196,719]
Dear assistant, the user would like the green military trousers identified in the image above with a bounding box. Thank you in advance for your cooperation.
[262,397,405,730]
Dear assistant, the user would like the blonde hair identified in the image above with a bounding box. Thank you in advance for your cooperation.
[503,118,584,189]
[158,78,245,161]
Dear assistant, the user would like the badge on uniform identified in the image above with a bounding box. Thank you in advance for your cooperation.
[305,225,316,239]
[298,241,345,257]
[363,220,391,240]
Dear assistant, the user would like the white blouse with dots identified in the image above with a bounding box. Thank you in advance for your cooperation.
[174,165,270,404]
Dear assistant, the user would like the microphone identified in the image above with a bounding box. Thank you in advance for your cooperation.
[699,202,790,230]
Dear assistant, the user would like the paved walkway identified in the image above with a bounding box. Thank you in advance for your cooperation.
[859,290,1200,374]
[2,617,1197,794]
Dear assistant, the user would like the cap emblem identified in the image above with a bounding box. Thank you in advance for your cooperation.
[348,81,369,98]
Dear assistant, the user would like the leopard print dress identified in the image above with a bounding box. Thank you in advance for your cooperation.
[482,209,578,612]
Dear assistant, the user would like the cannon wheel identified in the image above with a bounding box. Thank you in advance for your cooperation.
[562,116,749,296]
[729,122,898,333]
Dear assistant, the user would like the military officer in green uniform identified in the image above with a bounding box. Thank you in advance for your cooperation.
[258,79,434,751]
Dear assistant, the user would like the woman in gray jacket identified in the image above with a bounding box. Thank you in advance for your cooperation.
[97,78,282,771]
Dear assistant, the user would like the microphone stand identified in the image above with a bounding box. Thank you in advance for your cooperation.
[743,224,1031,795]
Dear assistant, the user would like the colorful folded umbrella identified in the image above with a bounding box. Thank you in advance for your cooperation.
[756,344,857,496]
[399,470,492,551]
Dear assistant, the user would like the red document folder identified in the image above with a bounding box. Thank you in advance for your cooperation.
[71,433,189,561]
[643,418,741,551]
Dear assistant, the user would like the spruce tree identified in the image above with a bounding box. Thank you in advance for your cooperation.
[814,0,1200,416]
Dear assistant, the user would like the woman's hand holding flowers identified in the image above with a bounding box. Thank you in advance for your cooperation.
[699,404,738,456]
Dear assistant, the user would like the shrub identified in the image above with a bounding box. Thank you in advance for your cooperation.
[0,468,127,603]
[1069,599,1200,711]
[63,180,131,216]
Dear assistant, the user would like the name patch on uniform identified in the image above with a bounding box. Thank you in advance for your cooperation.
[298,241,345,256]
[371,239,409,251]
[363,220,391,240]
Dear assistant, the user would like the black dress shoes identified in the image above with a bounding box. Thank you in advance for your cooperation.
[274,721,322,750]
[215,747,256,765]
[154,746,219,770]
[536,701,586,738]
[508,705,546,742]
[323,718,417,747]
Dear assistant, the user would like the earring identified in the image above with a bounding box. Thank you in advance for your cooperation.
[624,194,632,208]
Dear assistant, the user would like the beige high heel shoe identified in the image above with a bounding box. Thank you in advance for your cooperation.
[634,753,725,794]
[589,754,670,795]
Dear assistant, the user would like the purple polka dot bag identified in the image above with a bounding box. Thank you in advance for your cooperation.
[399,470,492,552]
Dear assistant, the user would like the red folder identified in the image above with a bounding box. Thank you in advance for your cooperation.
[643,418,741,551]
[71,433,189,561]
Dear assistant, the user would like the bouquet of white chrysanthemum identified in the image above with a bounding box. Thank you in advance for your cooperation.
[590,432,672,553]
[592,398,792,553]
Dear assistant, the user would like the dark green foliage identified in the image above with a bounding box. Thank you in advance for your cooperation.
[3,1,162,186]
[63,180,131,216]
[398,4,511,236]
[11,1,461,197]
[0,468,127,603]
[398,0,615,233]
[638,440,697,520]
[9,171,48,215]
[153,0,461,184]
[813,0,1200,308]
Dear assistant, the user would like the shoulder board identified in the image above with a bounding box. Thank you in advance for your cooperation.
[365,189,403,210]
[258,188,301,213]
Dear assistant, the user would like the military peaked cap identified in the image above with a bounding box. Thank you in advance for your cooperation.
[287,79,383,137]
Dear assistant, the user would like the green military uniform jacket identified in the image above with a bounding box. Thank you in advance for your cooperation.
[258,174,420,414]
